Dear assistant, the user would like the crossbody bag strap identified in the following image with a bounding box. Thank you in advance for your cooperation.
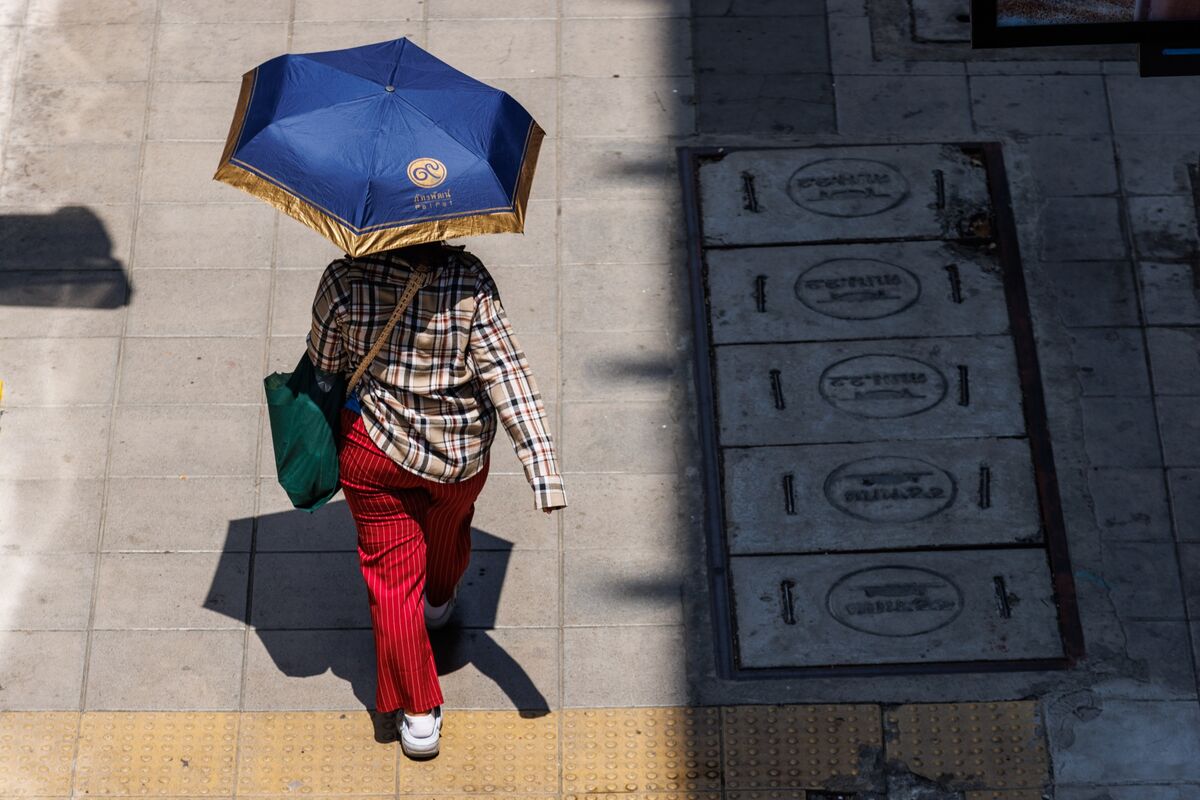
[345,263,433,394]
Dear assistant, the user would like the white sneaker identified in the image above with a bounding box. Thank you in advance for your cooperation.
[400,706,442,759]
[423,585,458,630]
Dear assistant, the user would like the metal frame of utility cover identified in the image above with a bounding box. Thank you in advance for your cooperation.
[678,142,1086,681]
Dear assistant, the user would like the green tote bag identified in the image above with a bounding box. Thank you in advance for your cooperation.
[263,265,431,511]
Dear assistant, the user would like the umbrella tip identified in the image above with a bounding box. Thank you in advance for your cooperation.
[385,85,395,92]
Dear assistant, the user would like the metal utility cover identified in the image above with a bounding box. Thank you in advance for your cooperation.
[722,438,1042,554]
[731,549,1064,669]
[715,336,1026,446]
[699,144,991,247]
[706,241,1009,345]
[681,143,1083,678]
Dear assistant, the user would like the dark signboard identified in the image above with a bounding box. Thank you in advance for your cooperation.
[972,0,1200,47]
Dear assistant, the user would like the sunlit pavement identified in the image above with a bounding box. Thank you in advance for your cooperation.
[0,0,1198,797]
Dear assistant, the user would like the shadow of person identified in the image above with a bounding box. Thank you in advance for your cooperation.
[208,503,549,737]
[0,206,130,308]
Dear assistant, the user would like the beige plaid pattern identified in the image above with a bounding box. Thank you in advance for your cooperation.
[308,246,565,510]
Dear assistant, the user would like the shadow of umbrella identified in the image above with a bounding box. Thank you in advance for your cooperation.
[0,206,130,308]
[205,501,548,741]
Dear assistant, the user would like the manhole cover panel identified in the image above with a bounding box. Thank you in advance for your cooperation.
[682,143,1082,676]
[699,144,991,247]
[722,438,1041,554]
[714,336,1026,446]
[707,241,1009,344]
[731,549,1064,669]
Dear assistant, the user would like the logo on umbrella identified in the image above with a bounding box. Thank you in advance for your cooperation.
[408,158,447,188]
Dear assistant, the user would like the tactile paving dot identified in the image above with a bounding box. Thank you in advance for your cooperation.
[721,704,882,792]
[0,712,78,795]
[562,707,722,795]
[397,710,557,794]
[885,701,1048,790]
[236,712,395,794]
[74,712,237,795]
[965,790,1048,800]
[564,793,721,800]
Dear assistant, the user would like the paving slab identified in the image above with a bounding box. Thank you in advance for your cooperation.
[1169,469,1200,541]
[103,476,255,552]
[1158,397,1200,468]
[0,336,121,406]
[0,478,105,554]
[835,74,973,136]
[563,548,684,626]
[108,404,260,477]
[1129,195,1200,261]
[0,553,94,630]
[0,144,141,206]
[117,336,263,405]
[0,631,87,710]
[249,552,370,629]
[730,548,1064,668]
[1067,328,1151,397]
[699,144,991,247]
[135,203,275,269]
[1078,397,1163,468]
[714,335,1025,446]
[0,203,134,271]
[85,629,245,710]
[722,437,1041,554]
[425,19,558,79]
[1024,260,1141,328]
[1099,540,1186,620]
[1138,262,1200,326]
[18,24,153,83]
[8,82,147,146]
[707,241,1010,344]
[1146,327,1200,395]
[1086,468,1173,541]
[1023,135,1119,197]
[93,551,248,629]
[1047,697,1200,783]
[970,75,1110,135]
[561,17,692,77]
[562,625,688,707]
[241,629,379,710]
[1115,133,1200,195]
[1037,197,1129,262]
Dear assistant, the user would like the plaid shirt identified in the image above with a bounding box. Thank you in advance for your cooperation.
[307,246,566,510]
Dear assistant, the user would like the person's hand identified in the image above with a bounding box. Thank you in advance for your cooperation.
[542,506,563,515]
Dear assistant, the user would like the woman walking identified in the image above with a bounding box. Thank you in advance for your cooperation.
[307,239,565,759]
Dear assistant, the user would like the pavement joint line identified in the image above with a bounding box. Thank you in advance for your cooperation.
[553,1,566,792]
[67,0,164,788]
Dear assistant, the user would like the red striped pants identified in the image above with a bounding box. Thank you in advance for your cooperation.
[337,408,488,715]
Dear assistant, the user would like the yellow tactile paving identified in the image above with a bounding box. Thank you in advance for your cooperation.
[236,712,396,795]
[397,710,557,794]
[561,707,722,795]
[721,704,882,792]
[73,712,238,796]
[0,702,1055,796]
[0,711,77,796]
[885,701,1049,790]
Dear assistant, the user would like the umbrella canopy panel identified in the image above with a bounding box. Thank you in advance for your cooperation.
[215,37,543,256]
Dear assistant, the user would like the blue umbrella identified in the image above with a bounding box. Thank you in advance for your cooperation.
[213,37,543,256]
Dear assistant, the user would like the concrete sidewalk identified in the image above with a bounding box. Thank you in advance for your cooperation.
[0,0,1198,796]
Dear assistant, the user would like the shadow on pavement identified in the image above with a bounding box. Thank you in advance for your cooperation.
[210,504,548,722]
[0,206,131,308]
